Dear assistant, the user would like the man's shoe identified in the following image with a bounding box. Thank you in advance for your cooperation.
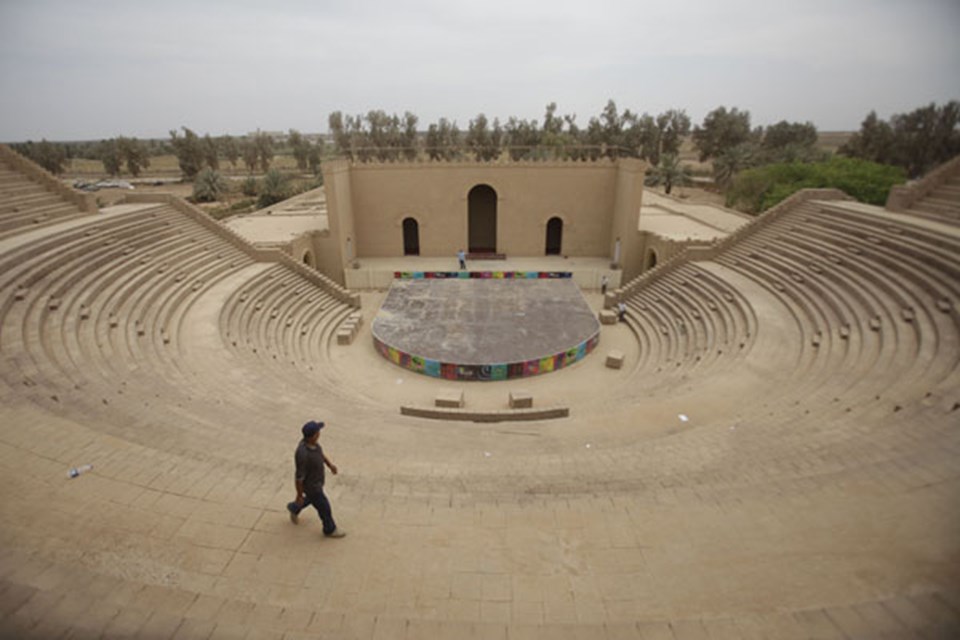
[287,505,298,525]
[325,528,346,538]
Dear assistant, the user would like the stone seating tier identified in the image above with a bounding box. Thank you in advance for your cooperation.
[220,264,354,369]
[1,150,959,638]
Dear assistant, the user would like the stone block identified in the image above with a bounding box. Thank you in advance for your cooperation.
[509,391,533,409]
[336,329,353,345]
[605,350,625,369]
[599,310,618,325]
[435,390,464,408]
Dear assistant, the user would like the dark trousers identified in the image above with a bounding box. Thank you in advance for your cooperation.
[288,488,336,535]
[459,259,466,270]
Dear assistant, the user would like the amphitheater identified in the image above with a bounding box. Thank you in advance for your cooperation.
[0,141,959,639]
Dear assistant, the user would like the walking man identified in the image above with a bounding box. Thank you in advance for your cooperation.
[287,420,346,538]
[601,274,609,296]
[617,300,627,322]
[457,248,467,270]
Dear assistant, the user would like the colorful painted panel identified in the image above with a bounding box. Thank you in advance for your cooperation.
[373,328,601,382]
[395,271,573,280]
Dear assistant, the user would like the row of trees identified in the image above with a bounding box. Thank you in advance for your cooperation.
[10,101,956,196]
[167,128,325,179]
[99,136,151,177]
[328,111,419,162]
[328,102,694,165]
[839,101,960,178]
[8,138,171,175]
[8,139,69,175]
[9,129,324,179]
[696,101,960,192]
[691,107,824,188]
[717,101,958,213]
[326,101,836,200]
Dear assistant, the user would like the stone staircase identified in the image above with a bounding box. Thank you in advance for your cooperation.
[887,154,960,224]
[907,174,960,221]
[0,145,96,239]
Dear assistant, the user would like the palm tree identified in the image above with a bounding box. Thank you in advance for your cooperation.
[712,143,756,190]
[650,153,691,195]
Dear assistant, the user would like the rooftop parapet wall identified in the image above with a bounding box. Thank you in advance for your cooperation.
[121,193,360,308]
[342,156,621,171]
[886,154,960,212]
[0,143,97,214]
[616,188,854,301]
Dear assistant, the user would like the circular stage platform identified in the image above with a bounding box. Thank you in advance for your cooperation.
[372,272,600,381]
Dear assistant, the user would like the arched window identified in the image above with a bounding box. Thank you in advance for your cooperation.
[402,217,420,256]
[302,251,314,268]
[545,217,563,255]
[645,248,659,270]
[468,184,497,254]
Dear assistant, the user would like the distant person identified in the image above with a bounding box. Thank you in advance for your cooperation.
[618,301,627,322]
[457,249,466,270]
[287,420,346,538]
[601,275,609,296]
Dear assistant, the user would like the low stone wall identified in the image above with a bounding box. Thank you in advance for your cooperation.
[0,143,97,214]
[886,154,960,212]
[121,193,360,308]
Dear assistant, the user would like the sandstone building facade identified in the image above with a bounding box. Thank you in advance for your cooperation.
[318,157,648,285]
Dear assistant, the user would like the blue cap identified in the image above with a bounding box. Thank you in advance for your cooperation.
[302,420,324,438]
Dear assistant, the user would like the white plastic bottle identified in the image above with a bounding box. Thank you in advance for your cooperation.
[68,464,93,478]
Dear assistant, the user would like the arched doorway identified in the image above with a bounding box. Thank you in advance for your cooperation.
[302,251,314,268]
[545,217,563,255]
[468,184,497,254]
[645,248,658,270]
[402,217,420,256]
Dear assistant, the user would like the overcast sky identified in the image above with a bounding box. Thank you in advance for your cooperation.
[1,0,958,142]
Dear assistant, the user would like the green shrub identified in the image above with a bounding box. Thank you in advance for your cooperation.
[257,169,289,208]
[241,176,258,197]
[206,198,256,221]
[192,168,230,203]
[726,157,906,214]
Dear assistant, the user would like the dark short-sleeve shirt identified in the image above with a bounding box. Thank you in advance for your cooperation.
[295,440,326,494]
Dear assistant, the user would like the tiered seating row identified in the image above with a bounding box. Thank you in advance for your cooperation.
[706,198,960,438]
[219,263,357,380]
[0,200,360,458]
[619,261,757,378]
[1,206,240,388]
